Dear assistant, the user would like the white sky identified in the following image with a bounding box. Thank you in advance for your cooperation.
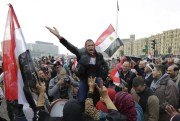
[0,0,180,55]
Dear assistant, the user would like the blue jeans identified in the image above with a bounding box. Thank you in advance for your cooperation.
[78,77,100,103]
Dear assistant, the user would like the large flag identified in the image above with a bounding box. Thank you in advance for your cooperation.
[95,24,123,57]
[3,4,37,105]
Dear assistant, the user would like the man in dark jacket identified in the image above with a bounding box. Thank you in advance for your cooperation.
[150,65,179,121]
[132,76,159,121]
[132,60,146,77]
[119,61,136,92]
[46,27,109,103]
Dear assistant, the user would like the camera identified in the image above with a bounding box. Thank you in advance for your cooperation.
[43,67,49,75]
[64,76,71,84]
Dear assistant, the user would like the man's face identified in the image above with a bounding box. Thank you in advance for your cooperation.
[86,41,95,55]
[58,69,67,79]
[152,67,161,79]
[167,66,176,78]
[55,65,61,71]
[122,62,130,73]
[133,85,145,93]
[57,69,68,86]
[38,70,45,79]
[144,66,151,73]
[155,58,161,64]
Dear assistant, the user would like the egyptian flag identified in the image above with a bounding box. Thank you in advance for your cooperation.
[3,4,38,106]
[95,24,123,57]
[110,67,120,86]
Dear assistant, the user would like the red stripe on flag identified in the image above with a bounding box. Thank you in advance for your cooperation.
[95,24,115,46]
[110,67,120,84]
[3,4,20,100]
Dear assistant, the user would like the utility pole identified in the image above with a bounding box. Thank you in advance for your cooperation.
[116,0,119,33]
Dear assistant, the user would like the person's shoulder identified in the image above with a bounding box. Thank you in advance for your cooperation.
[96,52,103,56]
[50,76,58,82]
[129,70,136,76]
[167,77,177,86]
[79,48,86,54]
[148,95,159,103]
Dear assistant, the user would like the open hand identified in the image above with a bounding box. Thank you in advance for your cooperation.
[96,79,108,99]
[57,78,64,86]
[36,81,46,94]
[165,105,179,117]
[46,26,62,39]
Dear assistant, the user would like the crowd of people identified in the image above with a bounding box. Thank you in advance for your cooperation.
[0,27,180,121]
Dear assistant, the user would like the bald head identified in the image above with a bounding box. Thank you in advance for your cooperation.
[167,64,179,78]
[139,61,146,69]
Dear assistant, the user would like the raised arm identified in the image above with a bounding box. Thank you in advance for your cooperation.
[46,26,80,58]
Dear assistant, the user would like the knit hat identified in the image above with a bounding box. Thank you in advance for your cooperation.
[146,64,154,72]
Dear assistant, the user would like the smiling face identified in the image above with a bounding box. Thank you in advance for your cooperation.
[85,40,95,55]
[122,61,130,73]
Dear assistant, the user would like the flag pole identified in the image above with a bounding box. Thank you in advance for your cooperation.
[116,0,119,33]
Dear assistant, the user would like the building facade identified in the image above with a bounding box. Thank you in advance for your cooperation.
[123,28,180,56]
[27,41,59,57]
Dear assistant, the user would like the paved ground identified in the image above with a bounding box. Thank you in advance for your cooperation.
[0,99,10,121]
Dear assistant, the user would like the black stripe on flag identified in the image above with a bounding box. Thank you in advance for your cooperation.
[104,38,123,57]
[19,50,39,111]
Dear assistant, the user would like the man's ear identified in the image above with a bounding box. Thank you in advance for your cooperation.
[157,70,162,76]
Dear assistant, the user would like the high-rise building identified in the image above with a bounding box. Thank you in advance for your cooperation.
[122,34,135,56]
[27,41,59,57]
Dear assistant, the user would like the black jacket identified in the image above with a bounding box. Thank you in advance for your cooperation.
[60,38,109,79]
[143,73,153,87]
[119,70,136,92]
[134,65,145,76]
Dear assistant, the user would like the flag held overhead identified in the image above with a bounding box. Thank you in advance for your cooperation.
[3,4,38,106]
[95,24,123,57]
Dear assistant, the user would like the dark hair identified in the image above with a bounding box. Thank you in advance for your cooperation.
[172,65,179,71]
[85,39,94,45]
[85,39,94,48]
[154,64,166,75]
[132,77,145,87]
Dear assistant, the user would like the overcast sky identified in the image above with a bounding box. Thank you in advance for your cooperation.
[0,0,180,55]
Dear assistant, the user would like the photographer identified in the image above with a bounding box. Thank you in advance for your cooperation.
[48,67,79,101]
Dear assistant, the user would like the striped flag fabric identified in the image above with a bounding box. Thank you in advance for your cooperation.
[110,67,120,86]
[95,24,123,57]
[3,4,37,105]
